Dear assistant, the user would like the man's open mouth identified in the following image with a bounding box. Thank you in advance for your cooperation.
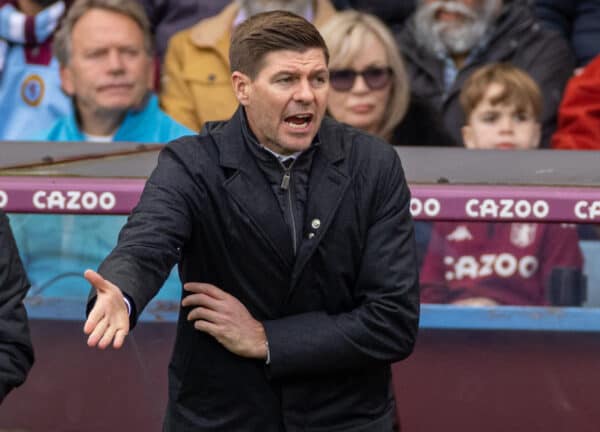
[284,113,313,129]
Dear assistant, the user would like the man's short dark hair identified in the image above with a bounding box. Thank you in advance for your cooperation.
[230,10,329,79]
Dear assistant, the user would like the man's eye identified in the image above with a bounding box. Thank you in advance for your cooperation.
[86,50,105,59]
[278,76,293,83]
[514,112,530,122]
[121,48,140,57]
[313,75,328,85]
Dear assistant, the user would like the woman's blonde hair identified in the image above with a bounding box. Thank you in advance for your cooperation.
[319,10,410,140]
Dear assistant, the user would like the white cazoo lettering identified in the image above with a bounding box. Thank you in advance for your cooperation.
[32,190,116,211]
[0,190,7,208]
[574,201,600,220]
[465,199,549,220]
[445,254,539,281]
[410,198,441,217]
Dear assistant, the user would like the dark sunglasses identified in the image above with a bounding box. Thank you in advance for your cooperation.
[329,67,393,91]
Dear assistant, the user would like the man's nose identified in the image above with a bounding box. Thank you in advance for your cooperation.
[107,50,125,73]
[293,79,315,103]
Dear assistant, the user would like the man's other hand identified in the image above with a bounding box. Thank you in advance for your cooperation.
[182,283,267,360]
[83,269,130,349]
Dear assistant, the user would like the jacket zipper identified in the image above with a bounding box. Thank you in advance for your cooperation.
[280,161,297,254]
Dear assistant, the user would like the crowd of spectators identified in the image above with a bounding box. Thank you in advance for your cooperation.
[1,0,597,310]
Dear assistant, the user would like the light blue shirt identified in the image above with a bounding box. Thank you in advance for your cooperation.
[37,93,193,142]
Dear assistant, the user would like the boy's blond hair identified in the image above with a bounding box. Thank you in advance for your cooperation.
[460,63,542,122]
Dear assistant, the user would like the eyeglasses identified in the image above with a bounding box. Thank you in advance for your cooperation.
[329,67,393,92]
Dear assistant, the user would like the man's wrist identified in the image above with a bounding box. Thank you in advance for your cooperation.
[122,296,132,315]
[253,321,269,362]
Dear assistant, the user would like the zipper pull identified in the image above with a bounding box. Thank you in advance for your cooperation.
[281,171,290,190]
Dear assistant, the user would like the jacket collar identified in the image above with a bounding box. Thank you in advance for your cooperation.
[216,107,344,170]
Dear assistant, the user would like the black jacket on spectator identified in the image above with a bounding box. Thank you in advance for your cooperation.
[0,211,34,403]
[398,1,575,148]
[534,0,600,67]
[391,95,457,147]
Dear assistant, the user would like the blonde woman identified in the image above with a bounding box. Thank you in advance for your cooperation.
[320,10,453,146]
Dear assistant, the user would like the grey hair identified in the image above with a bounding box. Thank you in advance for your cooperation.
[53,0,153,65]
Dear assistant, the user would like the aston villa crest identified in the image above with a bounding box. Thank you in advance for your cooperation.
[510,223,537,248]
[21,74,45,107]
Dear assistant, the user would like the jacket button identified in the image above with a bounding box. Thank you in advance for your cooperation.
[307,232,315,239]
[311,219,321,229]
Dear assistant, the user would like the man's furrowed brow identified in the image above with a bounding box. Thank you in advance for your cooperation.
[311,67,329,77]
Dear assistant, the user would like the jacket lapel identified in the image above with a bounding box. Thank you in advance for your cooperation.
[218,110,295,269]
[290,121,350,288]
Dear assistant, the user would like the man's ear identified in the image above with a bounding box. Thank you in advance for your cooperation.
[462,124,476,149]
[232,71,252,106]
[60,65,75,96]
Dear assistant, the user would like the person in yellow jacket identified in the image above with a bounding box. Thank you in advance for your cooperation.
[160,0,336,132]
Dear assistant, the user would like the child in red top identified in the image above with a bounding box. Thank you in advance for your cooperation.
[420,64,583,306]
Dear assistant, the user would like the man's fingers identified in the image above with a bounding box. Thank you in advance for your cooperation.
[181,292,221,310]
[84,305,105,335]
[193,319,219,336]
[184,282,227,300]
[99,323,129,350]
[183,282,215,293]
[87,317,109,347]
[113,329,128,349]
[187,306,221,323]
[97,324,117,350]
[86,315,128,349]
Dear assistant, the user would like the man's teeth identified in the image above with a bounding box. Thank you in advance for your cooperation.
[286,120,309,128]
[285,115,311,128]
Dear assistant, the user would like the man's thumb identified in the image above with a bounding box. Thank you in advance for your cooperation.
[84,269,107,292]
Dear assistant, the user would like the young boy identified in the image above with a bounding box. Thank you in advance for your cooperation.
[420,63,583,306]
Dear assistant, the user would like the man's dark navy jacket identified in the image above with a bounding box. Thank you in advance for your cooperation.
[95,108,420,431]
[0,211,34,403]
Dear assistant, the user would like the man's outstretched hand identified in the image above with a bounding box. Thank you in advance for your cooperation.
[182,283,267,360]
[83,269,130,349]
